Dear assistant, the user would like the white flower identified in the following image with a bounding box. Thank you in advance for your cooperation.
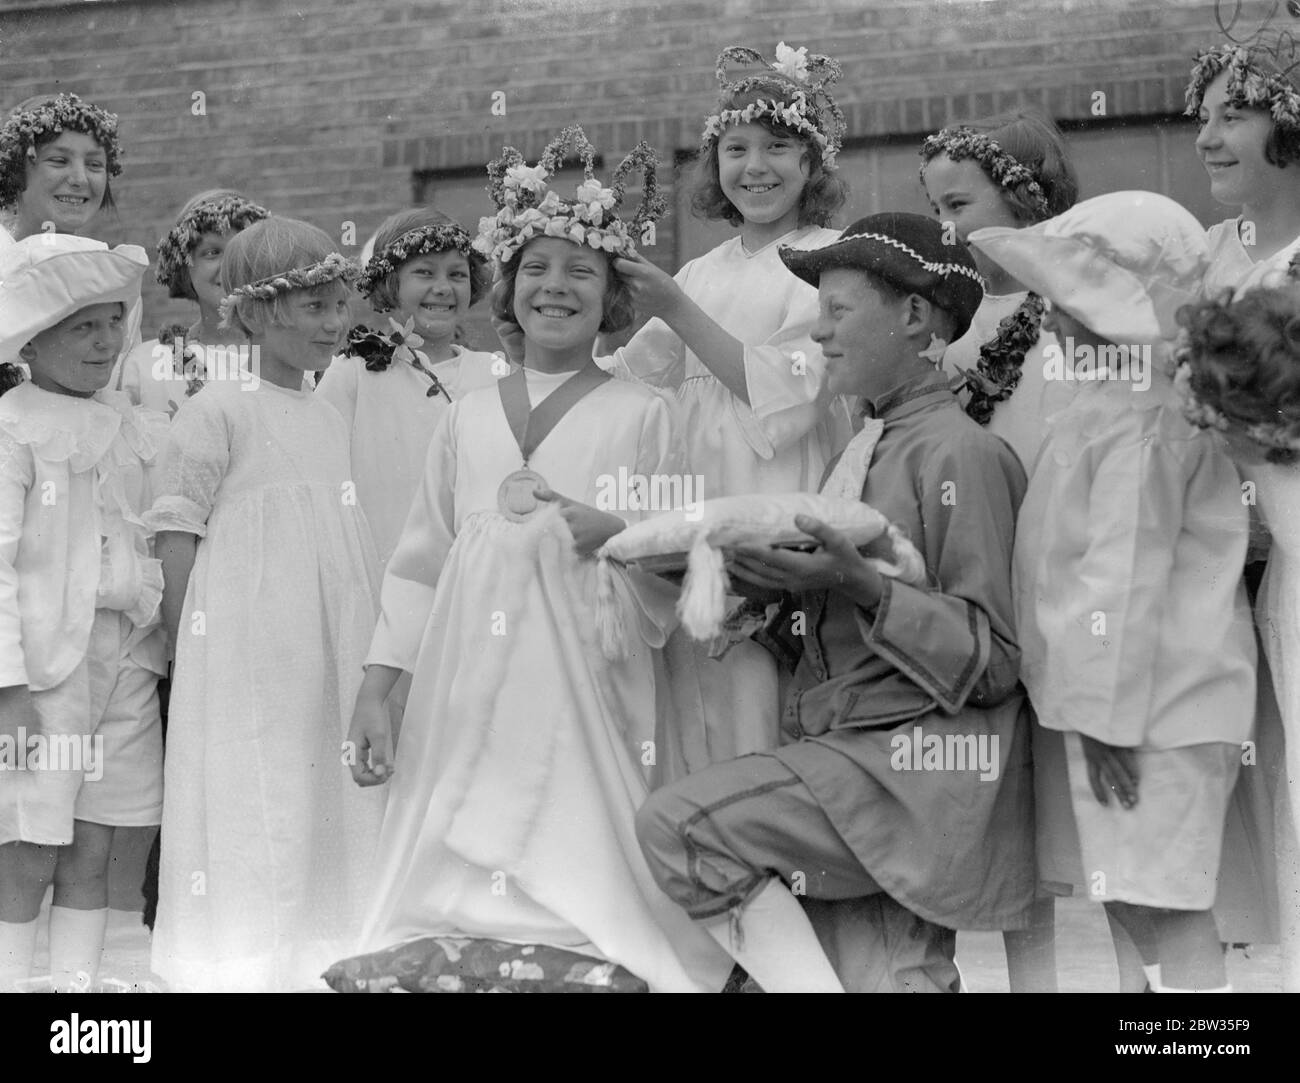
[599,232,623,253]
[504,163,549,194]
[543,215,571,238]
[772,41,810,82]
[575,180,616,211]
[476,216,497,237]
[568,222,587,244]
[515,207,546,229]
[537,189,565,214]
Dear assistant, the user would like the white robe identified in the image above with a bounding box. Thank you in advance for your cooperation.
[361,369,731,993]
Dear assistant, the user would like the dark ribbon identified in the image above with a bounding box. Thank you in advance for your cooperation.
[496,362,611,467]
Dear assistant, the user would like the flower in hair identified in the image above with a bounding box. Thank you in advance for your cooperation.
[952,292,1047,426]
[355,222,478,303]
[218,252,359,326]
[1185,37,1300,131]
[155,195,270,294]
[0,93,123,209]
[919,128,1052,220]
[473,125,667,265]
[702,43,846,166]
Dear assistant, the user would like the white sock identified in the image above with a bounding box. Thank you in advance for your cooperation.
[703,880,844,993]
[0,917,40,992]
[1142,963,1162,988]
[48,906,108,992]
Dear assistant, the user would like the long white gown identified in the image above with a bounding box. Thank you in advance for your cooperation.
[361,369,732,993]
[1253,462,1300,987]
[145,380,387,991]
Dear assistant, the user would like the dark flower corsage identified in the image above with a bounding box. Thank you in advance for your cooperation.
[157,324,205,414]
[344,317,451,400]
[951,292,1046,426]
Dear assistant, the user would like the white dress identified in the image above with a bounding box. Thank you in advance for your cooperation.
[1254,462,1300,985]
[145,380,387,992]
[315,346,503,574]
[361,369,731,994]
[603,226,852,778]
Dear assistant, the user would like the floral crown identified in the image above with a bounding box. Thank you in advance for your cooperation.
[357,222,479,300]
[473,125,666,265]
[217,251,359,326]
[701,42,846,166]
[0,93,123,209]
[155,195,270,296]
[919,127,1051,220]
[1185,31,1300,130]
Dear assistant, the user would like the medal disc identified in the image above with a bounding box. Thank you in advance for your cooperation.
[497,468,548,521]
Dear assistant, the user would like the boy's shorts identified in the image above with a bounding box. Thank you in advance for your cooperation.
[0,610,163,847]
[1064,734,1238,910]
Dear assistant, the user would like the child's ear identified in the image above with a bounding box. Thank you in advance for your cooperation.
[901,293,932,337]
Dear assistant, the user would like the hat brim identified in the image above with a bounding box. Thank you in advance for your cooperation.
[779,234,983,340]
[0,245,147,362]
[967,226,1183,344]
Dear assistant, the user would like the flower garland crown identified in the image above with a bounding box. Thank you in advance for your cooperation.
[919,127,1051,220]
[217,251,359,326]
[357,222,477,301]
[701,42,846,166]
[156,194,270,293]
[1185,28,1300,130]
[0,93,123,209]
[473,125,666,265]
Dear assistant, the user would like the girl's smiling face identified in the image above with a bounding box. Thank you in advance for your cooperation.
[921,153,1022,282]
[188,231,231,312]
[512,237,608,359]
[394,250,472,344]
[22,302,125,397]
[1195,69,1278,208]
[717,122,810,234]
[16,131,108,235]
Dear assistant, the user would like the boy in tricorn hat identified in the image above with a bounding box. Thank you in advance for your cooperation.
[635,213,1035,992]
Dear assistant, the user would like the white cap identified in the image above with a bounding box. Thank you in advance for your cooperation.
[0,234,147,362]
[968,191,1209,344]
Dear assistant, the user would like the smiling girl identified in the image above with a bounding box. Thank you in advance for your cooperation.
[600,42,850,780]
[344,130,730,993]
[919,111,1078,469]
[317,209,501,576]
[113,190,270,415]
[146,217,385,991]
[0,94,141,359]
[1186,34,1300,989]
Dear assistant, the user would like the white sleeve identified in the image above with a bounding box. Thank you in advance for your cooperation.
[366,405,459,672]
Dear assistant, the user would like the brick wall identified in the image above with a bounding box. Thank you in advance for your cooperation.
[0,0,1271,339]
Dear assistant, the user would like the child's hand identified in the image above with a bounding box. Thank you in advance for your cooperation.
[730,516,884,608]
[1080,734,1139,809]
[345,696,393,787]
[611,250,686,320]
[721,557,785,606]
[534,488,627,555]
